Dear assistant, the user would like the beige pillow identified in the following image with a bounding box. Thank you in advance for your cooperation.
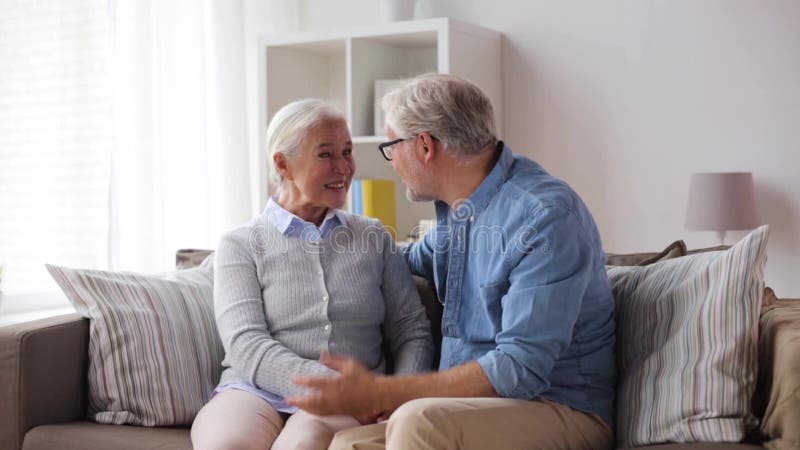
[46,260,223,426]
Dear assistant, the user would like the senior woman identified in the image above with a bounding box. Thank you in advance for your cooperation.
[190,99,434,450]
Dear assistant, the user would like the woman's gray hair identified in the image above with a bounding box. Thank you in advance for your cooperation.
[380,73,497,156]
[266,98,346,186]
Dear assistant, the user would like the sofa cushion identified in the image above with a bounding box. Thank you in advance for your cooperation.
[46,261,223,427]
[608,225,769,448]
[413,275,442,368]
[606,240,687,266]
[23,422,191,450]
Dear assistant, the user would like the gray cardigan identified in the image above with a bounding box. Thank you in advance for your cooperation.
[214,212,434,397]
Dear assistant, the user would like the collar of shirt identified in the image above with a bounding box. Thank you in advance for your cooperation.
[262,197,347,241]
[434,141,513,223]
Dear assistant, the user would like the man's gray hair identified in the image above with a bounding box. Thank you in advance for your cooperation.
[266,98,346,186]
[381,74,497,156]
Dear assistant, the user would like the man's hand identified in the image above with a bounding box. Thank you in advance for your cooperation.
[355,411,384,425]
[286,352,386,417]
[288,356,496,419]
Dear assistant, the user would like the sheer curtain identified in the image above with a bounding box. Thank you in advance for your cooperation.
[0,0,251,301]
[109,0,251,273]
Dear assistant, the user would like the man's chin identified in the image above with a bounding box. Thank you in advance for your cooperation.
[405,187,435,203]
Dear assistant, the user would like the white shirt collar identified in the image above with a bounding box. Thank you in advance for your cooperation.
[262,197,347,239]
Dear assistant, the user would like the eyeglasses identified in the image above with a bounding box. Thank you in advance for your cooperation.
[377,134,437,161]
[377,137,410,161]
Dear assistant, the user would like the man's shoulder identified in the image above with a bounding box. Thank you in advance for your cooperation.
[499,156,580,215]
[493,154,603,250]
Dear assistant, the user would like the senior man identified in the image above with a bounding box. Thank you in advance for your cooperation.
[288,74,616,450]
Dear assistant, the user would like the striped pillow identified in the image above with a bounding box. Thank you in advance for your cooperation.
[46,260,224,426]
[608,225,769,448]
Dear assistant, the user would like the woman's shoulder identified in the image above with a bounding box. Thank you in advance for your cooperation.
[338,212,396,243]
[220,215,275,244]
[338,211,384,231]
[334,212,397,255]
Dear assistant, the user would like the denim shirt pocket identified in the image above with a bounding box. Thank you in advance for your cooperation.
[465,280,509,341]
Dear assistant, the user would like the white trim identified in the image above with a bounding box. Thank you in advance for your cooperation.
[260,18,501,49]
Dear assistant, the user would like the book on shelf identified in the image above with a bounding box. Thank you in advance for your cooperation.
[346,179,396,238]
[350,179,363,215]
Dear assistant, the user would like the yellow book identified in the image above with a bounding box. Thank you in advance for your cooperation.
[361,179,397,239]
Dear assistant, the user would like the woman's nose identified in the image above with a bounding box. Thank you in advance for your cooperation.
[333,155,351,175]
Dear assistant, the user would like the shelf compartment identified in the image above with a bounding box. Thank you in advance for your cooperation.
[265,39,347,121]
[350,31,439,137]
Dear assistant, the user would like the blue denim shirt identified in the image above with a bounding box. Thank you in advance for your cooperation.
[403,143,616,426]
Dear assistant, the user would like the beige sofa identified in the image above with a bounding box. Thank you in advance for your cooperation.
[1,252,797,450]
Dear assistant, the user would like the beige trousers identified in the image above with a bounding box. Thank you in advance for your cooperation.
[328,397,613,450]
[190,389,362,450]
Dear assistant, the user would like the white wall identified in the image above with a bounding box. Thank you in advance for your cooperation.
[252,0,800,295]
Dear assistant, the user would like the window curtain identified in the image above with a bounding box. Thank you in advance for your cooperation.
[109,0,251,272]
[0,0,251,295]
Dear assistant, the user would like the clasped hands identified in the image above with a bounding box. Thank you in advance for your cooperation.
[286,351,391,425]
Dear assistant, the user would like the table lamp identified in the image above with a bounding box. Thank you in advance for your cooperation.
[685,172,761,245]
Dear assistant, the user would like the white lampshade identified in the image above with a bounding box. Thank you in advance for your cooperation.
[685,173,761,242]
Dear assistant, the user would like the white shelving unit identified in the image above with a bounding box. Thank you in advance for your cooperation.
[254,18,502,240]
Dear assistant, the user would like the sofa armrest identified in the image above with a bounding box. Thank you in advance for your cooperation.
[0,313,89,450]
[754,293,800,448]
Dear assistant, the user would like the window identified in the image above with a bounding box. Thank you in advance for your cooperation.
[0,0,111,295]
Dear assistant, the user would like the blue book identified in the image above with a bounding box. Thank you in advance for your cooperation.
[351,179,363,215]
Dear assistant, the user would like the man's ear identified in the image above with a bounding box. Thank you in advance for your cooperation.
[417,132,437,164]
[274,153,292,180]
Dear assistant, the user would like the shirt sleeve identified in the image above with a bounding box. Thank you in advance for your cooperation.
[213,229,335,397]
[402,228,436,281]
[476,205,595,399]
[381,230,435,375]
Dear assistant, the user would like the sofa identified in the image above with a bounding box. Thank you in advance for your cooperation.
[2,242,798,450]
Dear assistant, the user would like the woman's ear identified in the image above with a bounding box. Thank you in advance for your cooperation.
[274,153,292,180]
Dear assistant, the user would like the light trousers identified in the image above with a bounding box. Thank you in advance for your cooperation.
[190,389,362,450]
[329,397,613,450]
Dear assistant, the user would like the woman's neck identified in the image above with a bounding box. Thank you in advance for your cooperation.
[276,189,327,227]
